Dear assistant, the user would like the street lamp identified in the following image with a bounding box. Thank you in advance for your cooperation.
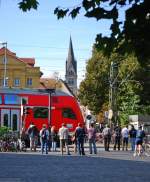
[0,41,7,87]
[46,89,55,126]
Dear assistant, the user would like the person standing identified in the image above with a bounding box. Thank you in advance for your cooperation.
[40,124,49,154]
[113,124,122,151]
[58,123,70,155]
[27,123,38,151]
[121,125,129,151]
[134,125,145,156]
[51,126,58,152]
[87,123,97,154]
[129,125,137,151]
[102,124,111,151]
[75,123,85,155]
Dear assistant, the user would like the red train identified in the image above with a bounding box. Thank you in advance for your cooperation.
[0,88,84,133]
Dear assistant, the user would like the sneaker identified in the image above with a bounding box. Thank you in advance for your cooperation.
[133,152,136,157]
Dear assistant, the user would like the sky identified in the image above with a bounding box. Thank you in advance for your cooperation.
[0,0,112,87]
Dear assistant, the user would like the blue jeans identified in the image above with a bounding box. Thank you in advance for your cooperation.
[52,141,56,151]
[89,138,97,154]
[130,138,136,151]
[77,139,85,155]
[41,139,48,154]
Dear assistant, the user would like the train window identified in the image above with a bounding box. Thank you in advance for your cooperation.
[62,108,76,119]
[4,94,20,104]
[33,107,48,118]
[0,95,2,104]
[21,97,28,105]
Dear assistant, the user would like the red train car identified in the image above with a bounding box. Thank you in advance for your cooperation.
[0,88,84,134]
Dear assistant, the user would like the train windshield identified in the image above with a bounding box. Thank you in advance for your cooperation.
[62,108,76,119]
[4,94,20,104]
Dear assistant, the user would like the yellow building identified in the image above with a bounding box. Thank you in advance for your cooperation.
[0,47,42,88]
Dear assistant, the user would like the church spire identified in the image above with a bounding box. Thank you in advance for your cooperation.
[68,36,75,64]
[65,36,77,96]
[67,36,76,72]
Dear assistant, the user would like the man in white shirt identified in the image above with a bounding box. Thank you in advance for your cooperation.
[121,125,129,151]
[59,123,70,155]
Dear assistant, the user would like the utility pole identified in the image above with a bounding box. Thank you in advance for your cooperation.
[109,61,118,127]
[0,42,7,87]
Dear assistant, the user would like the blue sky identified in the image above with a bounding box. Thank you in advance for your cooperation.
[0,0,111,86]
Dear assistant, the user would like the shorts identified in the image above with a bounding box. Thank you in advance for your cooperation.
[135,139,142,145]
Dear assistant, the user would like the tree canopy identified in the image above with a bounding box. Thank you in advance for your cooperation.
[78,47,149,125]
[18,0,150,63]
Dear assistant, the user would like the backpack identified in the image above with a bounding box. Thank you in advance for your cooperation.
[136,130,144,138]
[115,127,121,137]
[103,128,111,136]
[42,129,47,141]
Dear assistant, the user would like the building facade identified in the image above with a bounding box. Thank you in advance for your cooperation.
[65,37,77,96]
[0,47,42,88]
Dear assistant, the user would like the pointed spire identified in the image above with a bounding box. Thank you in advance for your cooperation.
[67,36,75,63]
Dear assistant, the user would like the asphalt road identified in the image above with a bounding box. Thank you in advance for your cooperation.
[0,150,150,182]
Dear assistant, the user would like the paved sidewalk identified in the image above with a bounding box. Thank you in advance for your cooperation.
[2,143,150,162]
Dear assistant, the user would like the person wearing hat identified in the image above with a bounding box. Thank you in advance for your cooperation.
[40,124,49,154]
[58,123,70,155]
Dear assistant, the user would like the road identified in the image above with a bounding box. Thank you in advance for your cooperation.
[0,149,150,182]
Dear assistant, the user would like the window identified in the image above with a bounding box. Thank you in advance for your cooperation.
[27,78,32,86]
[69,71,74,76]
[21,97,28,105]
[2,56,8,64]
[2,79,8,87]
[68,79,74,85]
[4,114,8,127]
[14,78,20,86]
[0,95,2,104]
[33,107,48,118]
[62,108,76,119]
[12,114,17,131]
[4,94,20,104]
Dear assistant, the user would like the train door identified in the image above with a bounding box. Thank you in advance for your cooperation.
[1,109,20,131]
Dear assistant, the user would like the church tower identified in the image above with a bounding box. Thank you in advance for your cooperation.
[65,37,77,95]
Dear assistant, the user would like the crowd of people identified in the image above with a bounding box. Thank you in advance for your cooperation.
[21,122,97,155]
[19,122,147,156]
[102,124,146,156]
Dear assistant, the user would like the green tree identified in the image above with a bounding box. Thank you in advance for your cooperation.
[78,48,146,125]
[110,53,143,125]
[78,49,110,115]
[18,0,150,63]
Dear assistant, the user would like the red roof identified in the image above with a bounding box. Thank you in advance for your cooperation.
[0,47,35,67]
[20,58,35,66]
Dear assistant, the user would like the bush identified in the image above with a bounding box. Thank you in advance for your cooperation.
[0,126,10,137]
